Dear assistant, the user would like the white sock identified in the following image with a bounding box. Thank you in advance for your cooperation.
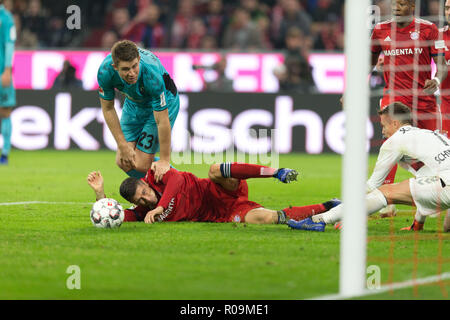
[414,211,426,224]
[313,189,388,225]
[366,189,388,214]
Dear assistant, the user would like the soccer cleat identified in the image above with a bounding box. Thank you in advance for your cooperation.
[334,222,343,230]
[400,220,424,231]
[0,154,8,165]
[274,168,298,183]
[288,218,326,232]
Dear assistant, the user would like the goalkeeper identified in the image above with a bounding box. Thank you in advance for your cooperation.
[87,163,340,225]
[289,102,450,232]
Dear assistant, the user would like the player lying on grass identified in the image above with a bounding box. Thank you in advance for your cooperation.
[87,163,340,225]
[289,102,450,232]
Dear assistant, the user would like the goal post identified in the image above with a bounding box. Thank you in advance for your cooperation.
[340,0,371,297]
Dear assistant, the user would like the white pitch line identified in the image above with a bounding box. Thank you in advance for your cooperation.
[310,272,450,300]
[2,201,448,300]
[0,201,93,206]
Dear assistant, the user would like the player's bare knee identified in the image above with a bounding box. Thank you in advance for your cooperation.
[116,156,131,172]
[135,163,150,173]
[0,108,12,117]
[115,157,124,169]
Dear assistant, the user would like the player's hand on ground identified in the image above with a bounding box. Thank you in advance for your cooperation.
[118,144,137,171]
[423,78,439,95]
[144,206,164,224]
[400,220,424,231]
[151,159,171,183]
[87,171,104,193]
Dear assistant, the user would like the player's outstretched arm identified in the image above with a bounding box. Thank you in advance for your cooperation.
[100,98,137,170]
[87,171,106,201]
[152,108,172,182]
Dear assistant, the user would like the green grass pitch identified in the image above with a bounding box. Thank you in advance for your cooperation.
[0,150,449,300]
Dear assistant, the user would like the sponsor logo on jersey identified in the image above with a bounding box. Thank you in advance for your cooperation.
[400,127,411,134]
[383,48,423,56]
[157,197,175,221]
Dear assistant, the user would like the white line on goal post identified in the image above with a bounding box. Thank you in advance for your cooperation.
[341,0,371,296]
[310,272,450,300]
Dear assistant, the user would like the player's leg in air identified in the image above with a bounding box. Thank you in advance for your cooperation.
[207,163,341,225]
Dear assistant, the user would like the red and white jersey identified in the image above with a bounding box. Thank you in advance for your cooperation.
[371,18,444,110]
[366,125,450,192]
[439,26,450,108]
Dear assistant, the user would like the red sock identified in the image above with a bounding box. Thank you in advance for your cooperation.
[221,162,277,179]
[383,164,397,185]
[282,204,327,221]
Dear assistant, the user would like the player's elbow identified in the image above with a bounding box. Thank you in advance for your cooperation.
[100,99,115,111]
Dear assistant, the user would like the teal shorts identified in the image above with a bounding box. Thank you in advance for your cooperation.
[120,97,179,154]
[0,83,15,107]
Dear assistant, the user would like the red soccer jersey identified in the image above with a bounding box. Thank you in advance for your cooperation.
[371,18,443,111]
[124,169,261,223]
[439,26,450,115]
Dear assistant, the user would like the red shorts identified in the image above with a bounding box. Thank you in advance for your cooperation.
[200,180,262,223]
[379,96,441,131]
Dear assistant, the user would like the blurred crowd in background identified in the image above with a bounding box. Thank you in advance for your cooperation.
[3,0,445,93]
[6,0,444,52]
[8,0,346,51]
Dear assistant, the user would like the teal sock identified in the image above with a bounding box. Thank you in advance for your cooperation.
[1,117,12,156]
[126,169,146,179]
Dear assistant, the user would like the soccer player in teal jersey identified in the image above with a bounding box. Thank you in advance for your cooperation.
[97,40,179,181]
[0,0,15,165]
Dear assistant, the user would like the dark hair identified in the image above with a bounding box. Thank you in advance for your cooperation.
[111,40,139,66]
[119,177,142,202]
[378,102,413,125]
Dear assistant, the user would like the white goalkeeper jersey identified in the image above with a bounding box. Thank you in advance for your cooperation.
[366,125,450,192]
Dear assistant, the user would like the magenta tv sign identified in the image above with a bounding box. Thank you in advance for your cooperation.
[12,50,345,93]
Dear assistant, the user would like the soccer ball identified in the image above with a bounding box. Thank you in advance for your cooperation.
[90,198,124,228]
